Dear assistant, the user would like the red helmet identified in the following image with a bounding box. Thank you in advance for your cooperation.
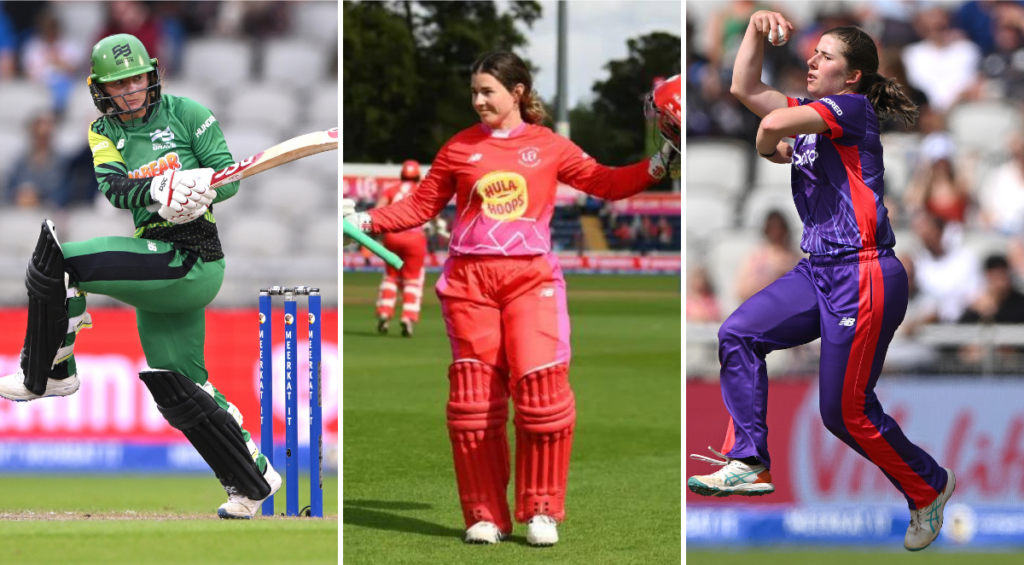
[645,75,681,152]
[400,160,420,181]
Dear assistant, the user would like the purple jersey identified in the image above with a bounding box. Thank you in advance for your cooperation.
[787,93,895,257]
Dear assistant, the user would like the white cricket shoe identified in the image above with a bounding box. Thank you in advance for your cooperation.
[217,460,282,519]
[464,521,504,544]
[905,468,956,551]
[688,446,775,497]
[0,369,79,401]
[526,514,559,547]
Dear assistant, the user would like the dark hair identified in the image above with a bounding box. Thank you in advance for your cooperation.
[470,51,548,125]
[985,254,1010,271]
[824,26,919,129]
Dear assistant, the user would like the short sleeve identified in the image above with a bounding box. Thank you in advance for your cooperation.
[806,95,867,146]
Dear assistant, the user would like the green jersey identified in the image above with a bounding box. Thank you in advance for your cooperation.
[88,94,240,262]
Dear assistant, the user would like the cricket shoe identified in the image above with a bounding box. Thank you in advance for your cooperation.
[464,521,504,544]
[377,317,389,335]
[401,319,414,337]
[526,514,559,547]
[688,446,774,497]
[0,369,79,401]
[905,467,956,551]
[217,460,282,519]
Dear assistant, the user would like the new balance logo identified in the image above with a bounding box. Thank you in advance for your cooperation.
[468,153,483,163]
[839,317,856,326]
[540,288,555,298]
[111,44,132,59]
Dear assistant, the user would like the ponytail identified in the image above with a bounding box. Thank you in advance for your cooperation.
[520,88,548,125]
[863,72,919,129]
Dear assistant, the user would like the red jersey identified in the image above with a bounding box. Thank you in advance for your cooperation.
[369,123,658,256]
[380,180,422,234]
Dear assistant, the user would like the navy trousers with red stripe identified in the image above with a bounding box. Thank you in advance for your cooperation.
[717,248,947,509]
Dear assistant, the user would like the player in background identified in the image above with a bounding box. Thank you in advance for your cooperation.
[374,160,429,337]
[0,34,280,519]
[686,12,955,552]
[345,52,679,547]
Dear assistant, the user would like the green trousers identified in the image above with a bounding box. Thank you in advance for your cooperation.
[62,236,267,474]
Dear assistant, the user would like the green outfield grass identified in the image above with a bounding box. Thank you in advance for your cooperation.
[343,272,681,564]
[688,550,1024,564]
[0,475,338,564]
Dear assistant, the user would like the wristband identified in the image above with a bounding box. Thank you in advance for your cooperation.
[759,148,778,158]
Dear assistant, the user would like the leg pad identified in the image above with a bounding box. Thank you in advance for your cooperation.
[22,220,69,395]
[140,370,270,500]
[447,361,512,533]
[513,363,575,523]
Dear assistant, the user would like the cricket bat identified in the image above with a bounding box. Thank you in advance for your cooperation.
[210,127,338,189]
[343,218,404,269]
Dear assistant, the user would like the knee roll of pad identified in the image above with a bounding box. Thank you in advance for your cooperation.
[447,361,512,532]
[21,220,70,396]
[513,363,575,523]
[140,370,270,501]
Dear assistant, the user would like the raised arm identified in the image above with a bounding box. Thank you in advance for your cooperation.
[731,10,794,119]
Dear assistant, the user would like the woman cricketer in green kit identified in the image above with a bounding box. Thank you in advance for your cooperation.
[0,33,280,519]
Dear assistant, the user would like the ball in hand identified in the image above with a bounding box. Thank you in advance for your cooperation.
[769,24,788,46]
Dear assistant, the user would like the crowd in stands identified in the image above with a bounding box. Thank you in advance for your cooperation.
[687,0,1024,374]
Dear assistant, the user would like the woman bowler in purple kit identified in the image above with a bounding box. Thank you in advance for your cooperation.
[687,10,956,552]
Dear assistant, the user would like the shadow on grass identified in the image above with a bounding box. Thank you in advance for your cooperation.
[342,329,388,337]
[343,499,462,539]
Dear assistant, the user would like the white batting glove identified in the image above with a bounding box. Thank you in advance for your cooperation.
[150,170,192,212]
[342,198,372,233]
[648,141,679,180]
[161,203,208,224]
[176,168,216,206]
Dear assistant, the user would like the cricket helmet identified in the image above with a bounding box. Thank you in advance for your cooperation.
[88,34,162,126]
[400,160,420,182]
[644,74,681,153]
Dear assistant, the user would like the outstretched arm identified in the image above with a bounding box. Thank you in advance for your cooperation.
[731,10,794,119]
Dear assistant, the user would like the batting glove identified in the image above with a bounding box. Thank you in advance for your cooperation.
[176,168,216,206]
[342,198,372,233]
[161,203,208,224]
[648,141,679,180]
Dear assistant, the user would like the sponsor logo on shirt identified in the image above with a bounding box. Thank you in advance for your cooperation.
[148,241,158,252]
[839,317,856,326]
[90,141,109,154]
[819,97,843,116]
[468,153,483,163]
[540,287,555,298]
[474,171,528,221]
[116,139,125,149]
[128,152,182,179]
[794,149,818,167]
[195,115,217,137]
[518,146,541,168]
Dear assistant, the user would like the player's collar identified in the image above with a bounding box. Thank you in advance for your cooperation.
[480,122,527,139]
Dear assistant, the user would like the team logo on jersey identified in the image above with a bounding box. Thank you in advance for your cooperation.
[518,146,541,168]
[474,171,528,221]
[150,127,176,150]
[128,152,182,179]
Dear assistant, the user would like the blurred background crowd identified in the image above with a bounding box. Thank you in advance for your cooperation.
[686,0,1024,375]
[0,1,339,306]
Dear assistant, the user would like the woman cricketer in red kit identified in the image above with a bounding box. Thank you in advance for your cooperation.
[345,52,679,546]
[686,11,955,552]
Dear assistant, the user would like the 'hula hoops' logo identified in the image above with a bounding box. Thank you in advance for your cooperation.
[474,171,528,221]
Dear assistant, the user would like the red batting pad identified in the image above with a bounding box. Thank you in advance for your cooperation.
[447,361,512,533]
[513,363,576,522]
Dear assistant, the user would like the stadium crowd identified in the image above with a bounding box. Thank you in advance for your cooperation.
[687,0,1024,374]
